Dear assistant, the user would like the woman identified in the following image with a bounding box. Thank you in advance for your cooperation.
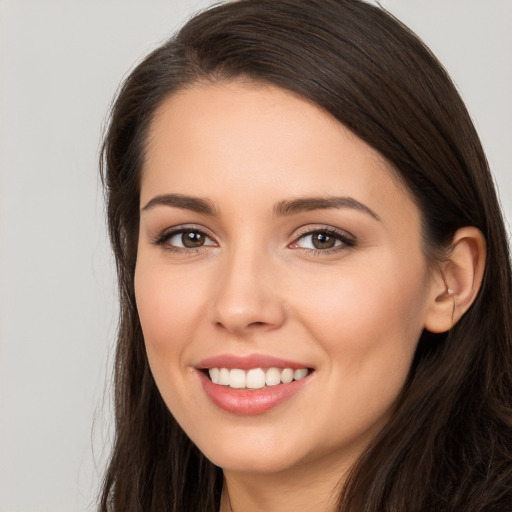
[99,0,512,510]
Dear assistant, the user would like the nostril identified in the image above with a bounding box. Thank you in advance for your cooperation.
[213,319,267,330]
[209,290,287,333]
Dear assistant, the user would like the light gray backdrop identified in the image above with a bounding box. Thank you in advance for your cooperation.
[0,1,510,511]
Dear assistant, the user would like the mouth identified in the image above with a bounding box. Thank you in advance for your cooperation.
[195,356,315,415]
[203,366,312,390]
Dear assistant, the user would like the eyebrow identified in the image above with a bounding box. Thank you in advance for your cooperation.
[141,193,217,215]
[141,193,380,221]
[273,196,381,221]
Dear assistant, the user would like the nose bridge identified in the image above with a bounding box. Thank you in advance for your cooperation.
[209,236,285,333]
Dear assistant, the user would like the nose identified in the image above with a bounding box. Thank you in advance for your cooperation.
[209,245,286,335]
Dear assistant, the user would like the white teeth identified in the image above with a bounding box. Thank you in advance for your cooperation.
[218,368,230,386]
[229,369,246,389]
[294,368,308,380]
[208,366,310,389]
[280,368,294,384]
[246,368,266,389]
[209,367,220,384]
[265,367,281,386]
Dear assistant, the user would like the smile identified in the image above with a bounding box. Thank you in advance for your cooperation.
[208,367,309,389]
[196,355,314,415]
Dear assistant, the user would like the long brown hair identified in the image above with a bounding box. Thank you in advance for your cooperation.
[99,1,512,510]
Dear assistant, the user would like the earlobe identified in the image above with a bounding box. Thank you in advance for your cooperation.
[424,227,486,333]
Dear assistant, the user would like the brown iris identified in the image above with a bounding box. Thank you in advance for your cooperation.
[182,230,205,248]
[312,232,336,249]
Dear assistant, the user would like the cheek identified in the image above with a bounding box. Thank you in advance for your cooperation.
[135,260,205,346]
[291,255,428,395]
[134,260,213,428]
[133,259,211,399]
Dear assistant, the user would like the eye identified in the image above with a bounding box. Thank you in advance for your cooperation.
[155,228,217,250]
[297,232,340,250]
[291,228,355,252]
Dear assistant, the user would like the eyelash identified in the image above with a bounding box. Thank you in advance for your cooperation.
[152,225,356,255]
[291,227,356,255]
[153,225,217,253]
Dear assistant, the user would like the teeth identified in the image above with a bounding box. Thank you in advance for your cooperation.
[209,367,219,384]
[294,368,308,380]
[207,366,310,389]
[280,368,294,384]
[246,368,266,389]
[265,367,281,386]
[229,369,246,389]
[218,368,230,386]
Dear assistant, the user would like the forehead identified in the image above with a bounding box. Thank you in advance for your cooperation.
[144,80,385,174]
[141,80,418,227]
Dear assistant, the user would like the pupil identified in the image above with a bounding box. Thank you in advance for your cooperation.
[313,232,335,249]
[182,231,205,248]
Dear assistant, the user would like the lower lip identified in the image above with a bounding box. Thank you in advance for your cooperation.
[197,370,311,415]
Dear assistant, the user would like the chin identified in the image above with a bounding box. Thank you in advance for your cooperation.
[209,450,303,475]
[193,427,306,474]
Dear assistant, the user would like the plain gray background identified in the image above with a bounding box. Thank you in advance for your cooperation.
[0,1,510,511]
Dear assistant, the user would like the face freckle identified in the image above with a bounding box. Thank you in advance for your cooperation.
[135,80,435,479]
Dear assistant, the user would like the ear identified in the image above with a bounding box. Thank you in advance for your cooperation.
[424,227,486,333]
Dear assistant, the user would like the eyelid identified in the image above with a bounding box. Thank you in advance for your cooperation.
[289,225,356,251]
[151,223,355,253]
[153,224,218,249]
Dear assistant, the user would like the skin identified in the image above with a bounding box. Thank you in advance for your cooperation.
[135,81,445,512]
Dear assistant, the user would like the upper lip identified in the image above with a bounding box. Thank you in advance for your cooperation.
[195,353,312,370]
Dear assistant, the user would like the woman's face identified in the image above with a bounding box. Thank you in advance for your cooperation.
[135,81,436,477]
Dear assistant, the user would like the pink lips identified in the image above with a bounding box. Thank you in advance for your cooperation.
[196,354,310,371]
[195,354,313,415]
